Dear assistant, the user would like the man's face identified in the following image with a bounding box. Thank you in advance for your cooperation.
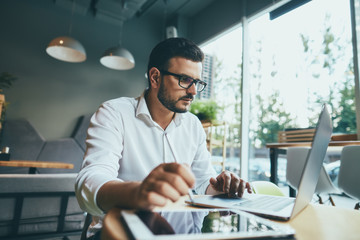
[157,57,202,113]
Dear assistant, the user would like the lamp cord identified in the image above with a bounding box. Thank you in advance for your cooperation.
[163,0,168,39]
[118,20,124,46]
[68,0,76,36]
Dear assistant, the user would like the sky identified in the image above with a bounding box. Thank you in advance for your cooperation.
[200,0,352,129]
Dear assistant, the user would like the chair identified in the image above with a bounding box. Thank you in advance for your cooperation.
[286,147,341,206]
[278,128,315,143]
[0,119,45,174]
[80,213,92,240]
[0,173,85,239]
[202,121,227,172]
[251,181,285,197]
[315,162,342,205]
[36,138,84,174]
[338,146,360,210]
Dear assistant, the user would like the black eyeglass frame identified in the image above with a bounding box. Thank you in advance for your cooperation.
[159,69,207,92]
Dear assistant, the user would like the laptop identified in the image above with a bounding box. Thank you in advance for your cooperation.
[187,104,332,221]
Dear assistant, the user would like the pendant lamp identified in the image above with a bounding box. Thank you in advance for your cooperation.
[100,21,135,70]
[46,36,86,62]
[46,0,86,63]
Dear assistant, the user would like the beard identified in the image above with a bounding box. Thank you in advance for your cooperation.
[157,78,193,113]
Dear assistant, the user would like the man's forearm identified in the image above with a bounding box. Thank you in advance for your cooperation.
[96,180,141,212]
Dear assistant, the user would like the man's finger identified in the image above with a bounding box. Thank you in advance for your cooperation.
[146,191,168,208]
[229,174,240,195]
[163,163,195,187]
[219,171,231,193]
[157,172,190,195]
[237,180,246,197]
[246,182,253,193]
[209,177,217,186]
[152,180,181,201]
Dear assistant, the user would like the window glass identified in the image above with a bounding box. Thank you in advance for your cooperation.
[199,27,243,174]
[248,0,353,185]
[197,0,353,186]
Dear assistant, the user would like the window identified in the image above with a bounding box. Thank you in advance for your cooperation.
[248,0,353,185]
[199,26,243,174]
[199,0,355,186]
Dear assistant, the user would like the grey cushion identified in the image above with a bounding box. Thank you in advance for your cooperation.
[36,139,84,173]
[0,117,89,174]
[0,119,46,174]
[72,114,92,152]
[0,119,45,161]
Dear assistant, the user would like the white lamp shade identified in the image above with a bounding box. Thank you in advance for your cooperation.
[46,36,86,63]
[100,46,135,70]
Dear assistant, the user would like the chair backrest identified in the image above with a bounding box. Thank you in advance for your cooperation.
[286,147,310,190]
[202,121,227,172]
[316,163,341,194]
[36,138,84,173]
[0,173,85,239]
[338,146,360,200]
[278,128,315,143]
[0,119,45,174]
[286,147,340,195]
[251,181,285,197]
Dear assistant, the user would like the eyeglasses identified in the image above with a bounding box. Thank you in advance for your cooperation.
[159,69,207,92]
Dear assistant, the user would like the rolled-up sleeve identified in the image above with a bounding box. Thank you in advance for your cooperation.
[191,121,217,195]
[75,103,125,216]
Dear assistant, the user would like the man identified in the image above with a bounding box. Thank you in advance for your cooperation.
[75,37,252,238]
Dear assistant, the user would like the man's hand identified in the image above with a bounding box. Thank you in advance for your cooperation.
[207,171,252,197]
[135,163,195,210]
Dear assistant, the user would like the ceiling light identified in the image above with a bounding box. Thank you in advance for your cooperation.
[46,36,86,62]
[46,0,86,63]
[100,46,135,70]
[100,17,135,70]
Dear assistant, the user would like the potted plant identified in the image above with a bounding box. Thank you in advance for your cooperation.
[190,99,221,123]
[190,99,225,160]
[0,72,17,128]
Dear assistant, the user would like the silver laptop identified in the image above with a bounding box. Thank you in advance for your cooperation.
[187,104,332,221]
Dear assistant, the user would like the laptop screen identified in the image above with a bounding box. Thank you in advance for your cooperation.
[291,104,332,218]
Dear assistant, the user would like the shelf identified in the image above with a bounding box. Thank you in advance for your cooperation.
[202,121,227,171]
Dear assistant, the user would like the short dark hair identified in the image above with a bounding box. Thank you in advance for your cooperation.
[147,38,204,85]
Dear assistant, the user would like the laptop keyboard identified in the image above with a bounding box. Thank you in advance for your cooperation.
[234,196,294,212]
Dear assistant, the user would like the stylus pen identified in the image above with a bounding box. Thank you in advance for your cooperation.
[188,188,195,203]
[170,149,194,204]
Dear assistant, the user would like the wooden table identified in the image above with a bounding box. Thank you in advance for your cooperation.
[265,140,360,185]
[101,195,360,240]
[0,160,74,174]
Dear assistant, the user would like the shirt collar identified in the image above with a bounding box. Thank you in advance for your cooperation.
[173,111,185,126]
[135,90,185,127]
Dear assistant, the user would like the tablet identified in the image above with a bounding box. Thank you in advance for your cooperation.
[121,208,295,240]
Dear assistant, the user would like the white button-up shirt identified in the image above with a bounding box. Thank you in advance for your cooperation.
[75,92,216,218]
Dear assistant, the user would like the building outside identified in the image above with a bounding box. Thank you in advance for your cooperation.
[199,53,215,99]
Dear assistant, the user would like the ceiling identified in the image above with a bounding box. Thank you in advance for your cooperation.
[52,0,295,44]
[54,0,217,26]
